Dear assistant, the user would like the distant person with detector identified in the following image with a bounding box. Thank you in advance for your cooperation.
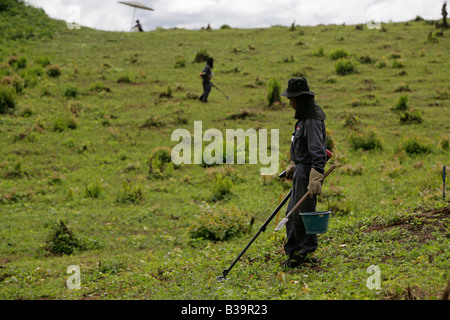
[132,20,143,32]
[199,57,214,102]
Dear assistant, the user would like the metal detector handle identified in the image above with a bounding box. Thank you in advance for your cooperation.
[274,165,336,231]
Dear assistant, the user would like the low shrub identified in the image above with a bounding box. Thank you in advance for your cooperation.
[0,86,16,113]
[349,127,383,151]
[64,85,79,98]
[174,56,186,68]
[187,204,249,241]
[84,180,103,198]
[335,58,355,75]
[330,48,349,60]
[211,173,233,201]
[46,65,61,78]
[148,146,174,178]
[267,78,281,106]
[44,220,85,255]
[402,137,432,155]
[312,46,324,57]
[193,48,210,63]
[116,181,144,204]
[392,94,409,111]
[117,74,131,83]
[399,109,423,124]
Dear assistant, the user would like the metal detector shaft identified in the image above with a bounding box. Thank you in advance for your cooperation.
[219,188,292,280]
[211,82,231,100]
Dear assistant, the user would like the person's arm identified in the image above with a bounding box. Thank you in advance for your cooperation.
[305,119,327,174]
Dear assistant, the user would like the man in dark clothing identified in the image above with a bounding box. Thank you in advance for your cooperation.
[133,20,143,32]
[281,77,327,268]
[199,57,214,102]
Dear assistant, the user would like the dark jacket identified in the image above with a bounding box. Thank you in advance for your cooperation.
[290,95,327,174]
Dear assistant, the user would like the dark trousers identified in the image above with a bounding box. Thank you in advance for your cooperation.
[284,164,318,256]
[200,80,212,101]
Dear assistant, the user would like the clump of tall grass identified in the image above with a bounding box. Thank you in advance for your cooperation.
[43,220,85,255]
[267,78,281,106]
[0,86,16,113]
[335,58,356,75]
[330,48,349,60]
[193,48,210,63]
[46,65,61,78]
[211,173,233,201]
[349,127,383,151]
[401,136,433,155]
[187,204,249,241]
[116,181,144,204]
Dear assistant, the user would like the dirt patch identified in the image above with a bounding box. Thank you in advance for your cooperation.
[364,205,450,243]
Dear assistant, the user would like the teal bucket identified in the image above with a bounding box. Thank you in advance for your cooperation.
[299,211,331,234]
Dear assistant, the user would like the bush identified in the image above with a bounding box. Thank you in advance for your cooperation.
[399,109,423,124]
[402,137,432,155]
[116,181,144,204]
[46,65,61,78]
[117,74,131,83]
[335,58,355,75]
[193,48,210,63]
[392,94,409,111]
[187,205,249,241]
[44,220,85,255]
[64,85,79,98]
[16,56,27,69]
[211,173,233,201]
[267,78,281,106]
[330,49,349,60]
[35,56,51,67]
[349,127,383,151]
[84,181,103,198]
[312,46,324,57]
[174,56,186,68]
[0,86,16,113]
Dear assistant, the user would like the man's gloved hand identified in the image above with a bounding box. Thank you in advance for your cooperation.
[308,168,323,197]
[285,161,295,180]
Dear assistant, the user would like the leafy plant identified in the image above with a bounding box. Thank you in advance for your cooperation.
[402,137,432,155]
[44,220,85,255]
[211,173,233,201]
[187,205,249,241]
[330,48,349,60]
[116,181,144,204]
[399,109,423,124]
[84,180,103,198]
[392,94,409,111]
[46,65,61,78]
[193,48,210,63]
[267,78,281,106]
[0,86,16,113]
[349,127,383,151]
[335,58,355,75]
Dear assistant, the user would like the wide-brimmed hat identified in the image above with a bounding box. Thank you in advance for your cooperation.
[281,77,315,98]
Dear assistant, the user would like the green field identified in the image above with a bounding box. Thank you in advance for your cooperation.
[0,1,449,300]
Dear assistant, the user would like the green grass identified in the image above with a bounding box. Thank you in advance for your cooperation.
[0,2,449,300]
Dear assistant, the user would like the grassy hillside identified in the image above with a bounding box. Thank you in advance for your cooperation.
[0,2,449,300]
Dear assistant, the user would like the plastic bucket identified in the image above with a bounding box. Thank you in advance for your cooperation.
[299,211,331,234]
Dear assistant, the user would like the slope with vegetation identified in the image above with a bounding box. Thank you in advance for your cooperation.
[0,1,449,300]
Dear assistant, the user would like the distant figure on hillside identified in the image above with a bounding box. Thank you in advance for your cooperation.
[442,1,448,28]
[132,20,143,32]
[198,57,214,102]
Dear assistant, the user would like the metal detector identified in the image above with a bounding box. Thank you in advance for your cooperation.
[211,82,231,100]
[217,171,291,281]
